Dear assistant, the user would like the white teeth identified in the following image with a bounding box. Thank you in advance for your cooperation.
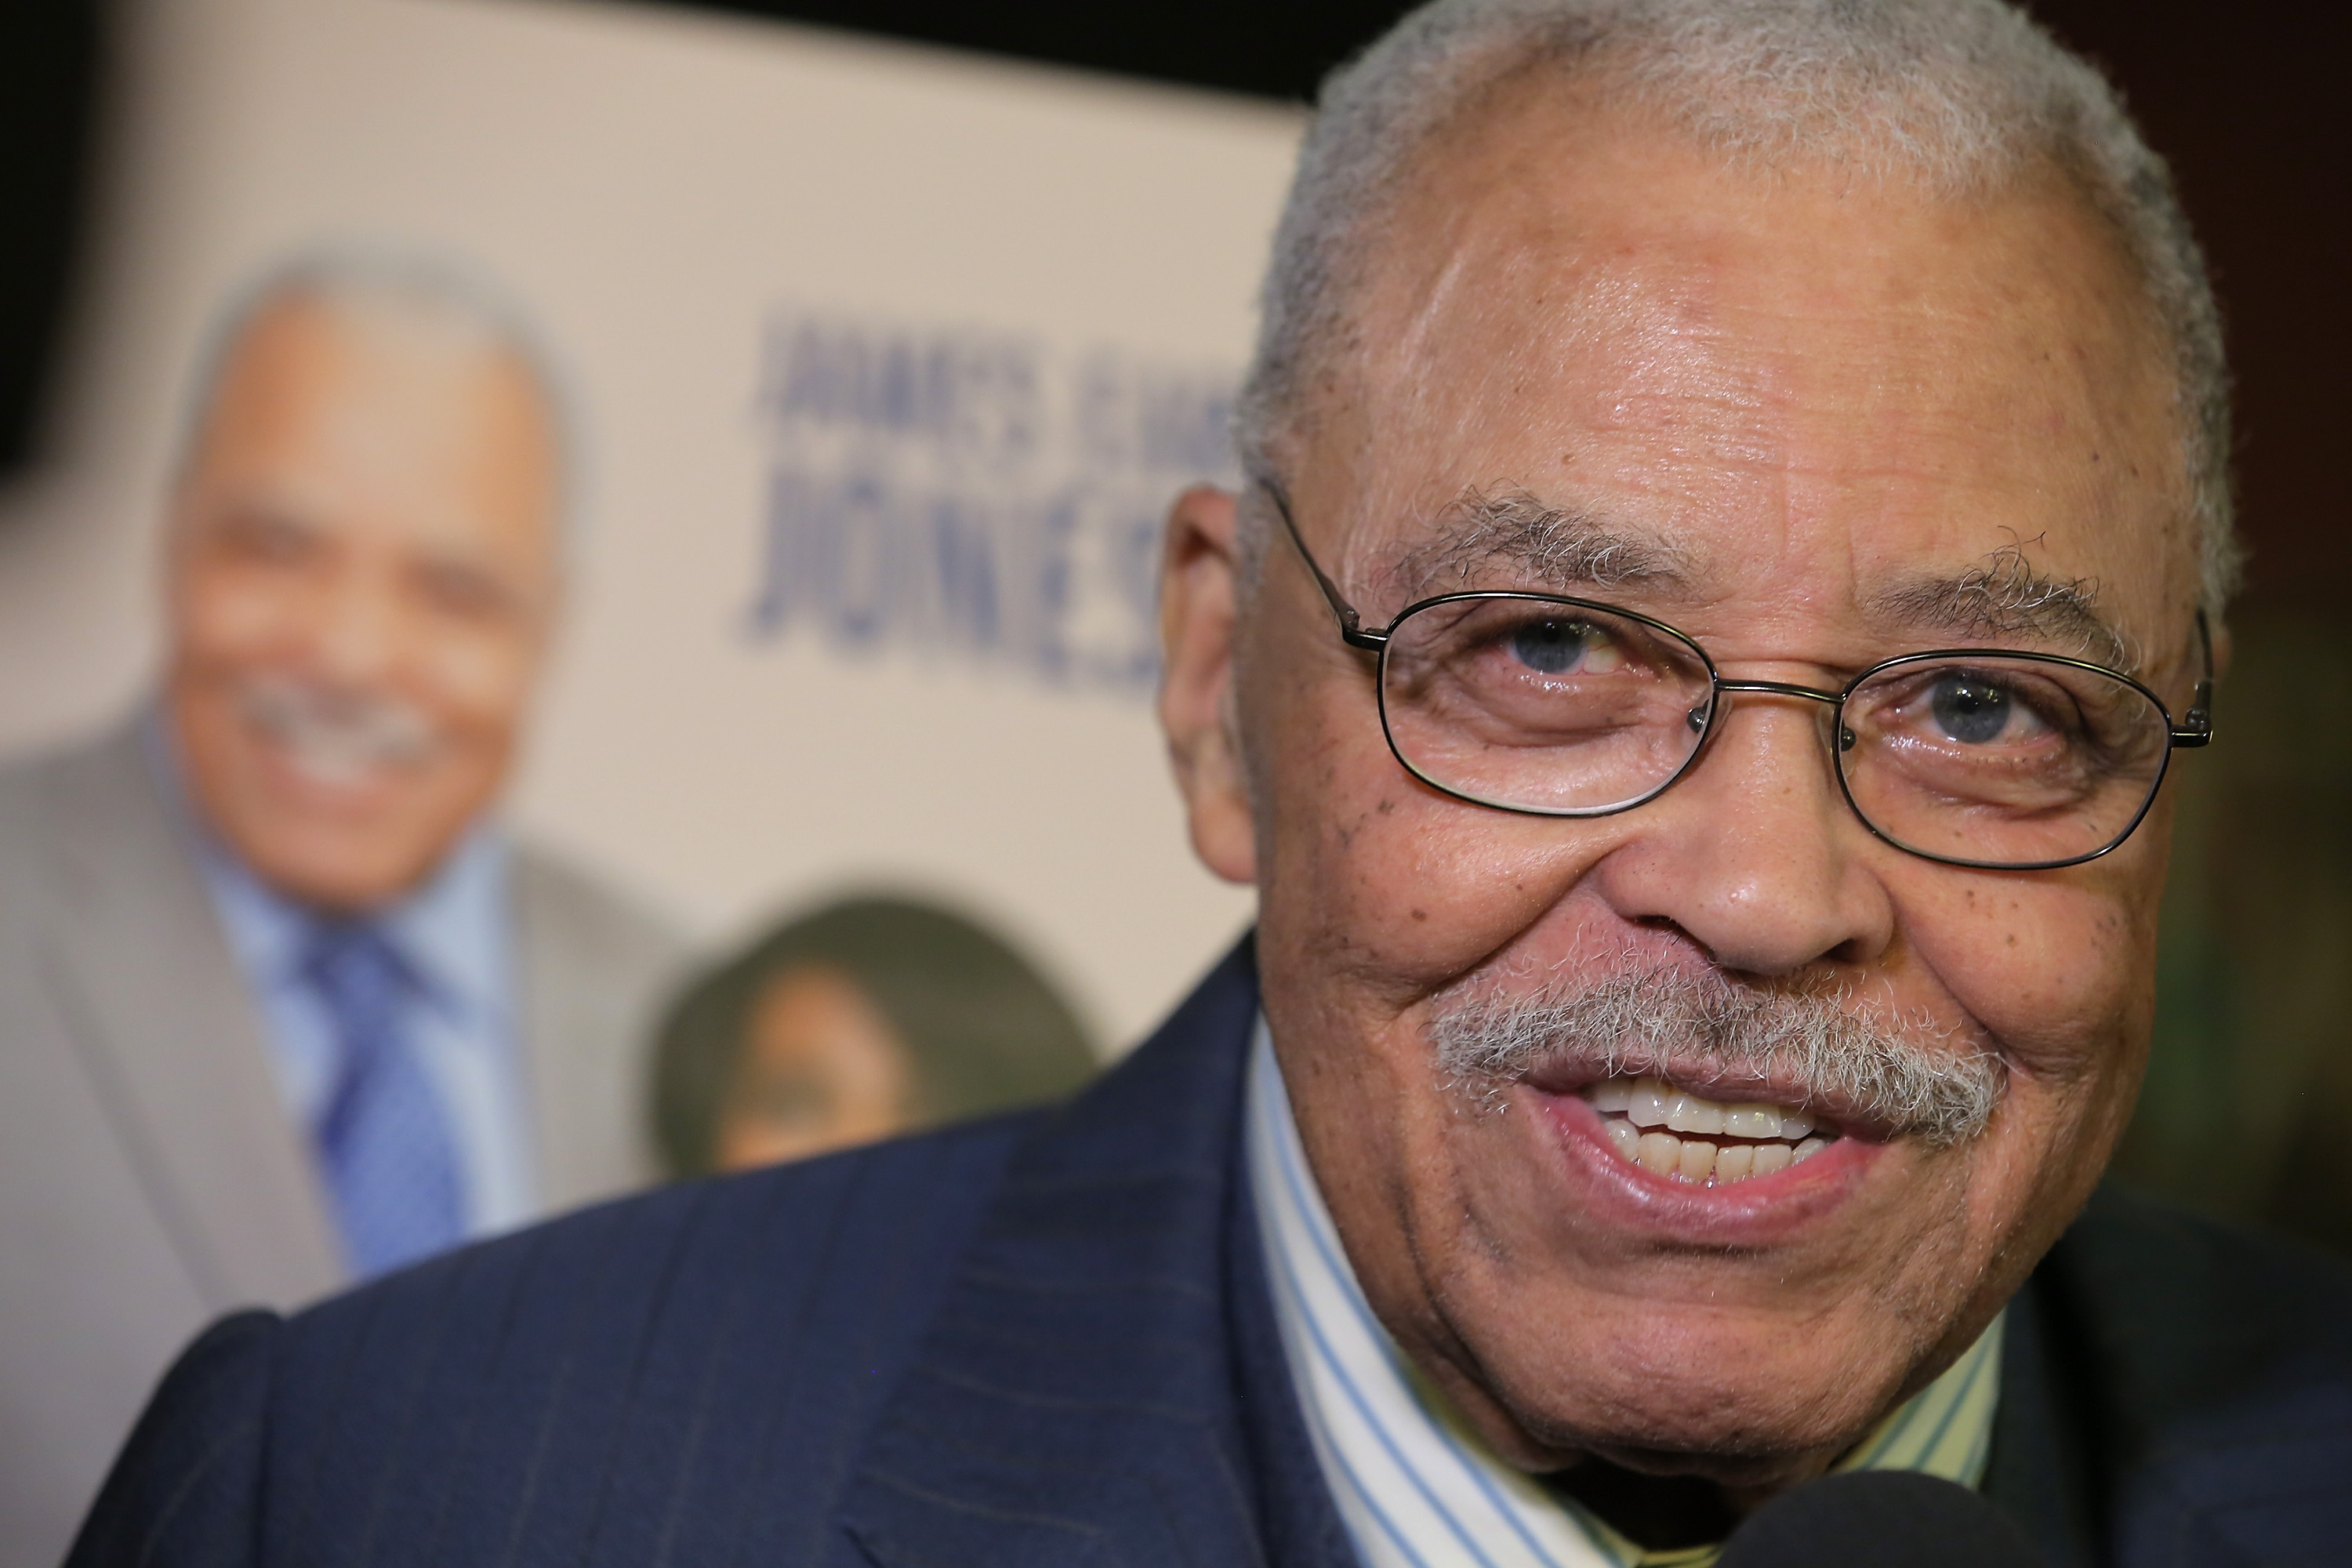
[1604,1119,1642,1161]
[1581,1081,1835,1189]
[1664,1093,1726,1136]
[1579,1076,1839,1185]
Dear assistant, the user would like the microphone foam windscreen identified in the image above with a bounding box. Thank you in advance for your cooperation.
[1715,1471,2050,1567]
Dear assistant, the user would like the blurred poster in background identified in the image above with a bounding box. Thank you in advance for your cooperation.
[0,0,1289,1044]
[0,2,1287,1555]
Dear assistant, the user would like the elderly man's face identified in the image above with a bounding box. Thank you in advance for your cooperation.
[1163,93,2203,1495]
[165,296,561,912]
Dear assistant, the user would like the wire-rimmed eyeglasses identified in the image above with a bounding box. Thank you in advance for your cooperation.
[1265,483,2214,871]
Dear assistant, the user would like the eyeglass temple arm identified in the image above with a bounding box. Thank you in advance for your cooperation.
[2172,609,2216,748]
[1265,481,1388,651]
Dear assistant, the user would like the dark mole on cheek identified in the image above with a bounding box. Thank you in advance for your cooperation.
[1411,909,1429,922]
[2007,934,2019,946]
[1377,798,1396,815]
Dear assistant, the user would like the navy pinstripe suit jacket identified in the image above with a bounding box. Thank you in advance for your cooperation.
[67,941,2352,1567]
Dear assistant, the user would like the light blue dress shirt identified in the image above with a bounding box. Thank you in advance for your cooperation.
[144,719,540,1244]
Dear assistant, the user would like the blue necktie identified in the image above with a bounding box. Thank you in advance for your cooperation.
[302,920,463,1279]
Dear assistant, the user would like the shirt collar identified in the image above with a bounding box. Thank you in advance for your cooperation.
[1244,1016,2003,1568]
[140,704,512,1029]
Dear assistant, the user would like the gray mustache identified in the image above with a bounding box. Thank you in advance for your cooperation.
[238,673,439,777]
[1428,964,2005,1148]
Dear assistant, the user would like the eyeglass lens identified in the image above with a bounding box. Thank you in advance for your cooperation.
[1838,654,2170,866]
[1377,596,2173,867]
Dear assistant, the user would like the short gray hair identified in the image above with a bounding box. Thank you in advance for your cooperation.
[1237,0,2241,612]
[180,247,579,533]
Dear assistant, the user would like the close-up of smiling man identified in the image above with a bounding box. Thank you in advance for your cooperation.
[67,1,2352,1565]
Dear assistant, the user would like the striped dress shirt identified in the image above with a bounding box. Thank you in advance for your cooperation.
[1245,1019,2004,1568]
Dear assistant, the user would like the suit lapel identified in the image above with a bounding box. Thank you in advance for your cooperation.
[510,849,589,1207]
[835,938,1355,1568]
[509,847,659,1210]
[34,727,343,1309]
[1983,1271,2101,1567]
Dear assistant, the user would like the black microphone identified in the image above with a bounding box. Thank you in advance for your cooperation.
[1716,1472,2051,1566]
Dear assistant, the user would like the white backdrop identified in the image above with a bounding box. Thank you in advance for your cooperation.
[0,0,1301,1044]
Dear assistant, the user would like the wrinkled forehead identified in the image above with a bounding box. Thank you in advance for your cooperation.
[197,294,555,459]
[181,295,565,551]
[1297,93,2195,663]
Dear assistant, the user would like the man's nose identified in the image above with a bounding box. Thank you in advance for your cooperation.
[306,562,405,683]
[1586,698,1896,977]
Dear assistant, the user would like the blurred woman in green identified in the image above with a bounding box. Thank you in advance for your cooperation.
[651,895,1101,1177]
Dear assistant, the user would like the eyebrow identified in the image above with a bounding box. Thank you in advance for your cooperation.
[1376,488,1688,604]
[1871,544,2131,670]
[1366,494,2133,670]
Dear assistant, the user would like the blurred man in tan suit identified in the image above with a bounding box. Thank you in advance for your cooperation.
[0,255,684,1566]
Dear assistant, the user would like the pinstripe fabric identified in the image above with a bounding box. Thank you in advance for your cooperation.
[829,940,1353,1568]
[69,1115,1034,1568]
[63,936,2352,1568]
[1245,1023,2002,1568]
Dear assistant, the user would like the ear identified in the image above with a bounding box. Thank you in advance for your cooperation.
[1159,484,1258,886]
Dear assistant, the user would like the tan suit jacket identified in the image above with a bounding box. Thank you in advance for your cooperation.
[0,723,688,1568]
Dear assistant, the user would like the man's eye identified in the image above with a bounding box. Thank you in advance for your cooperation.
[1509,618,1621,675]
[1927,674,2042,744]
[216,510,322,566]
[415,561,517,621]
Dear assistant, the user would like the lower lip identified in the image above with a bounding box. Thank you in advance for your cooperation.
[1526,1088,1884,1242]
[247,738,412,811]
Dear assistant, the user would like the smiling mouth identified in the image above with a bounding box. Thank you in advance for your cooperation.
[1581,1076,1838,1185]
[238,675,440,788]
